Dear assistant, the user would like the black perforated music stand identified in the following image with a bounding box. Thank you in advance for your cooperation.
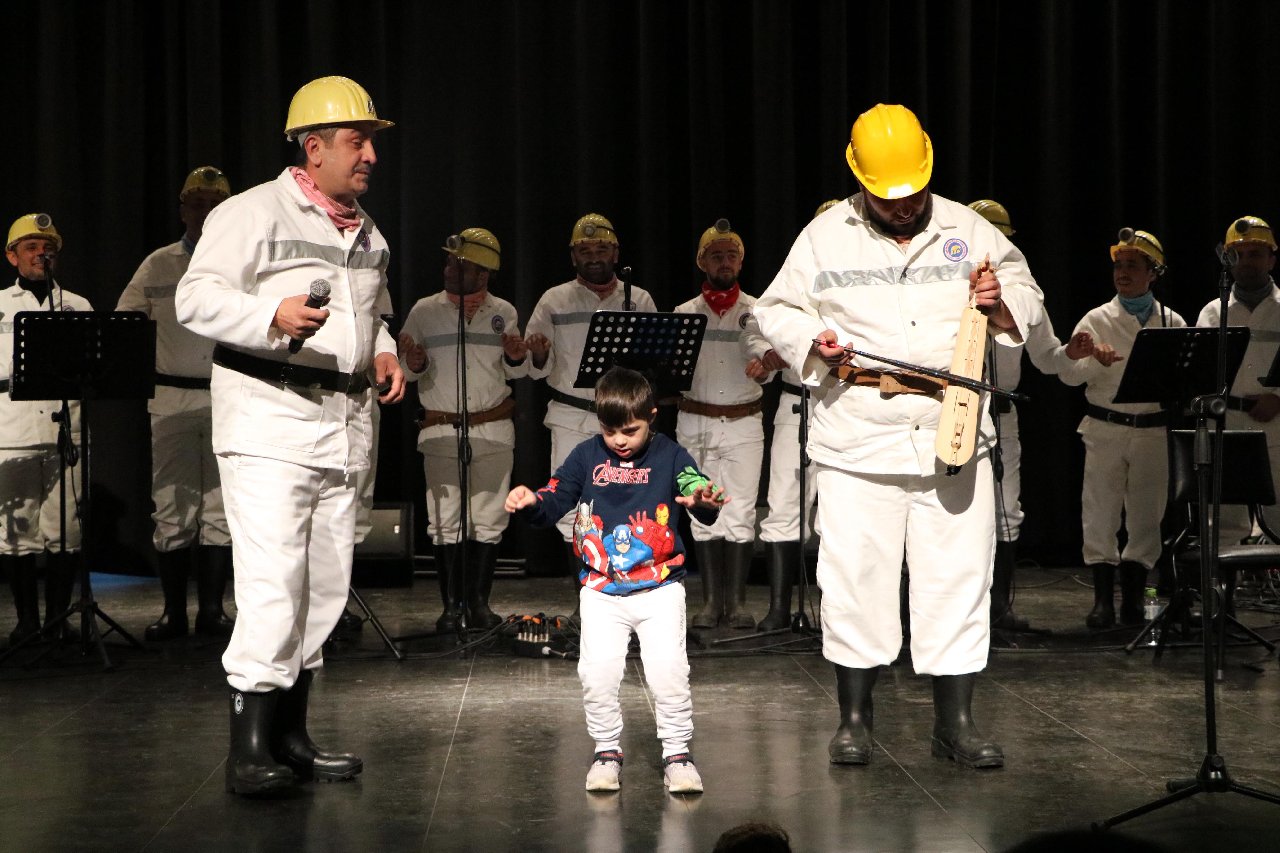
[1112,327,1249,405]
[1,311,154,669]
[573,311,707,397]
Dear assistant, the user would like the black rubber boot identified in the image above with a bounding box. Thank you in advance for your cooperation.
[271,669,362,783]
[226,688,295,795]
[146,548,191,641]
[434,544,461,634]
[828,664,879,764]
[1085,564,1116,629]
[195,545,235,637]
[757,541,799,632]
[467,541,503,630]
[691,539,726,629]
[6,554,41,647]
[42,550,80,644]
[990,540,1029,631]
[930,673,1004,768]
[566,541,583,628]
[1118,561,1148,626]
[723,541,757,629]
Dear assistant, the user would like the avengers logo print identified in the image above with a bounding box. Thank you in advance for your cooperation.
[490,314,506,334]
[943,238,968,262]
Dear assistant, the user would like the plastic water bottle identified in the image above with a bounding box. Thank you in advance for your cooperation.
[1144,587,1162,646]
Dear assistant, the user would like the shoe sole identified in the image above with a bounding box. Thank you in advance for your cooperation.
[585,780,621,792]
[828,749,871,765]
[931,741,1004,769]
[664,781,703,794]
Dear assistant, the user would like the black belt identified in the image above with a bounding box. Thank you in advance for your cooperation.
[781,382,804,397]
[549,388,596,413]
[991,396,1014,415]
[0,378,7,393]
[1226,395,1258,413]
[212,345,370,394]
[155,373,211,391]
[1086,404,1168,429]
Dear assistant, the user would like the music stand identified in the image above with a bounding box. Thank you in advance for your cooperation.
[573,311,707,398]
[0,312,152,670]
[1112,327,1249,406]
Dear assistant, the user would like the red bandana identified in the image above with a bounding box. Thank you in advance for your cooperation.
[289,167,363,232]
[445,289,488,321]
[577,276,618,299]
[701,281,740,316]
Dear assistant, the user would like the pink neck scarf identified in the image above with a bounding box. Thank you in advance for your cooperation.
[289,167,363,232]
[445,289,488,321]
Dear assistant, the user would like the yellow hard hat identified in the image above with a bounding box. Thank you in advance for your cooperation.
[697,218,745,264]
[570,213,619,247]
[968,199,1015,236]
[284,76,394,140]
[1110,228,1166,271]
[846,104,933,200]
[443,227,501,272]
[1225,215,1276,251]
[814,199,843,217]
[6,213,62,252]
[179,166,231,202]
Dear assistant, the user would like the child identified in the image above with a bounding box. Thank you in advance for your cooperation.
[504,366,727,794]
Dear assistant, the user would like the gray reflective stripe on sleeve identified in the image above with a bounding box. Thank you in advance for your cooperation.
[268,239,389,271]
[813,261,975,293]
[422,332,503,349]
[550,312,597,326]
[703,329,742,342]
[144,284,178,299]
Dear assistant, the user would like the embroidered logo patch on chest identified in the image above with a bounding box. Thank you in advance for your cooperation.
[491,314,505,334]
[943,238,969,262]
[738,312,751,330]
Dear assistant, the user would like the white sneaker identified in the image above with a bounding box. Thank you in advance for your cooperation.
[585,750,623,791]
[662,753,703,794]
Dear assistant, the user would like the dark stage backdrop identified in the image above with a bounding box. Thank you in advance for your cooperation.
[8,0,1280,575]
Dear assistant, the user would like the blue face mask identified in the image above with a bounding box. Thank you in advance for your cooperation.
[1119,291,1155,325]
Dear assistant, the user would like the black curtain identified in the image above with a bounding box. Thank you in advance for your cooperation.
[9,0,1280,572]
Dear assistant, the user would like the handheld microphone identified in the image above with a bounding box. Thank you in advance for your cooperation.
[288,279,331,354]
[1216,242,1239,270]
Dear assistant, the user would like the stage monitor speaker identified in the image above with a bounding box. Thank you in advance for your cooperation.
[353,501,415,588]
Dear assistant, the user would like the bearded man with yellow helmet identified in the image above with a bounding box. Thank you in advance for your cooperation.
[1,213,92,648]
[1057,228,1185,631]
[117,167,235,643]
[1196,216,1280,542]
[174,76,404,796]
[756,104,1046,770]
[399,228,528,634]
[524,214,657,592]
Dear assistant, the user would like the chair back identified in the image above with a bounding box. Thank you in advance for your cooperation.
[1168,429,1275,507]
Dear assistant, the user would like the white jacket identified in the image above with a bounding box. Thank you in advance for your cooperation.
[175,169,396,471]
[755,193,1043,477]
[674,291,771,406]
[1197,281,1280,448]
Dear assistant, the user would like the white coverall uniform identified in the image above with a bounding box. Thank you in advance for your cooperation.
[1057,297,1186,570]
[673,291,769,543]
[757,364,818,544]
[525,279,656,539]
[401,290,528,545]
[175,169,396,692]
[0,282,90,555]
[116,239,229,552]
[755,194,1043,675]
[1197,281,1280,540]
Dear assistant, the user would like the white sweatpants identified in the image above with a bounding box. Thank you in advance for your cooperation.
[676,412,763,543]
[218,453,356,692]
[758,394,818,543]
[422,448,512,545]
[0,449,82,556]
[578,582,692,758]
[815,459,994,675]
[1080,423,1167,569]
[150,413,229,551]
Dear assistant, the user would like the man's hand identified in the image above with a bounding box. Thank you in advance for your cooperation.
[1092,343,1124,367]
[1248,393,1280,423]
[505,485,536,513]
[525,332,550,369]
[398,332,427,372]
[745,357,769,381]
[1064,331,1095,360]
[273,293,329,341]
[811,329,848,368]
[502,332,528,363]
[675,482,728,512]
[969,256,1016,331]
[761,349,787,372]
[374,352,405,403]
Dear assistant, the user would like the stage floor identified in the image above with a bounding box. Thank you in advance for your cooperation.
[4,565,1280,852]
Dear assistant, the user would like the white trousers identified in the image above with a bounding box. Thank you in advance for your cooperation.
[993,410,1024,543]
[676,412,763,543]
[1080,423,1167,569]
[150,413,229,551]
[815,459,994,675]
[759,398,818,543]
[422,448,512,545]
[218,453,356,692]
[0,449,82,556]
[578,582,692,757]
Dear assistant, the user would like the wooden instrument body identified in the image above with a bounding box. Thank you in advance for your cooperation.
[934,304,988,471]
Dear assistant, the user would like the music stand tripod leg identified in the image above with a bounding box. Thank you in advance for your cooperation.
[348,585,403,661]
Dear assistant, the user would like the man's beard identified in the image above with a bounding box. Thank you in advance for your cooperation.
[1235,271,1271,292]
[866,195,931,237]
[577,261,614,285]
[706,271,737,290]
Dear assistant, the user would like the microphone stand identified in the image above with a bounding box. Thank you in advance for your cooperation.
[452,289,471,645]
[1097,246,1280,829]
